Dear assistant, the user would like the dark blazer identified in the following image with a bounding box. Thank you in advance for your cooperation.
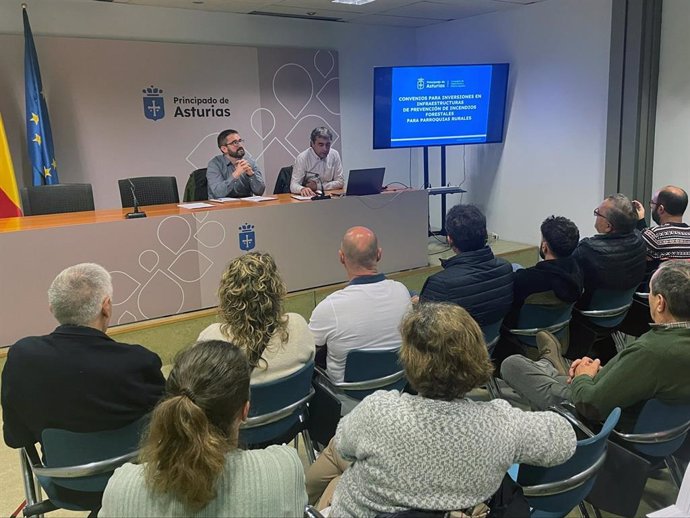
[420,246,514,327]
[1,325,165,449]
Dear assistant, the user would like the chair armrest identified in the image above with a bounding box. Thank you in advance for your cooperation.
[508,319,571,337]
[575,303,632,318]
[521,452,606,497]
[612,420,690,444]
[305,504,326,518]
[549,404,596,438]
[314,365,405,392]
[241,388,315,429]
[30,450,138,479]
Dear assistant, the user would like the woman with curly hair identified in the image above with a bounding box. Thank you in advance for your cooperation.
[198,252,314,383]
[307,302,577,517]
[100,340,307,517]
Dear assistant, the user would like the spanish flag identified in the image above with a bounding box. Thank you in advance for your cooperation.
[0,113,23,218]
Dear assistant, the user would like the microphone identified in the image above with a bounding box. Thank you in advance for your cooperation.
[309,172,331,201]
[125,179,147,219]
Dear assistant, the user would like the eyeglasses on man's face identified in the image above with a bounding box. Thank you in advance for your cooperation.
[593,207,607,219]
[224,138,244,147]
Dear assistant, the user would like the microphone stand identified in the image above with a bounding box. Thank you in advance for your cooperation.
[310,173,331,201]
[125,179,147,219]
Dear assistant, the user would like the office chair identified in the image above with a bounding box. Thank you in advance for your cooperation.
[118,176,179,208]
[20,184,95,216]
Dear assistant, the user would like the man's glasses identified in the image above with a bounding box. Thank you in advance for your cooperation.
[593,208,607,219]
[225,138,244,147]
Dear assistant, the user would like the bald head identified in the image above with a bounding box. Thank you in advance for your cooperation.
[340,226,381,271]
[656,186,688,217]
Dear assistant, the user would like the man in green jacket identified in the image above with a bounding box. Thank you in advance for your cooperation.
[501,260,690,430]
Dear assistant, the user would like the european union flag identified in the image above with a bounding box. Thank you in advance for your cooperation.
[24,7,59,186]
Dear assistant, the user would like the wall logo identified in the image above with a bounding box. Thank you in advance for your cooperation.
[239,223,256,251]
[417,77,425,90]
[142,85,165,121]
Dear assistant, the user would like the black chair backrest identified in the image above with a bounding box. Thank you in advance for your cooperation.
[273,165,293,194]
[183,168,208,202]
[21,184,95,216]
[118,176,179,208]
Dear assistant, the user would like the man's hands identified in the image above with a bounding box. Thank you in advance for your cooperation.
[632,200,645,221]
[567,356,601,383]
[232,159,254,179]
[300,179,318,197]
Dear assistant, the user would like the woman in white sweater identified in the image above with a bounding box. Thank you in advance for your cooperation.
[100,340,307,517]
[308,302,577,517]
[198,252,314,384]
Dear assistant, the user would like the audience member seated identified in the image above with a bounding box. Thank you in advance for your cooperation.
[501,260,690,431]
[512,216,583,313]
[198,252,314,383]
[99,340,307,517]
[621,186,690,337]
[419,204,513,328]
[634,185,690,271]
[309,226,411,383]
[306,303,576,516]
[493,216,583,365]
[566,193,647,359]
[1,263,165,508]
[572,193,646,307]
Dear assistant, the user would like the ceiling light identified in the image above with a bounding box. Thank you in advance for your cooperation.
[332,0,376,5]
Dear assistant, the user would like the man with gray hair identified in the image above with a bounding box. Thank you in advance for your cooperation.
[2,263,165,451]
[291,126,344,197]
[501,260,690,431]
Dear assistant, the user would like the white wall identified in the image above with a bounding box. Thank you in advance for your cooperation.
[416,0,613,244]
[1,0,617,243]
[0,0,417,191]
[653,0,690,196]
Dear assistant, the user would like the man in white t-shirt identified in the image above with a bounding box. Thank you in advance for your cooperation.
[309,226,412,383]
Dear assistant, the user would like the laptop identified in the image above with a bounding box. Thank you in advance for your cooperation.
[345,168,386,196]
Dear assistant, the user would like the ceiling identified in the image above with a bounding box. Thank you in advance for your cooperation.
[95,0,546,28]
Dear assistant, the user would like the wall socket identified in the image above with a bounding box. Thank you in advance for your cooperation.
[489,232,500,242]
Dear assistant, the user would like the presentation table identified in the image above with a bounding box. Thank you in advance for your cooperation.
[0,190,429,347]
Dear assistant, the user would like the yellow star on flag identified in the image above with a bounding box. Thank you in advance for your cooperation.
[33,134,42,145]
[30,113,39,125]
[51,158,57,170]
[43,166,51,178]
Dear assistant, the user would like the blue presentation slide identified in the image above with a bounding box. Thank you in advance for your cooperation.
[389,65,493,147]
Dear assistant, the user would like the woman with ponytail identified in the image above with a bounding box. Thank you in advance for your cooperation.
[198,252,314,383]
[99,341,307,517]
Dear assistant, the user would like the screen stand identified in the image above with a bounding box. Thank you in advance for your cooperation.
[425,145,455,237]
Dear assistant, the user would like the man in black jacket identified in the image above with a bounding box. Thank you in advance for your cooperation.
[419,204,513,328]
[2,263,166,509]
[511,215,583,314]
[572,194,647,307]
[2,263,165,450]
[566,194,647,359]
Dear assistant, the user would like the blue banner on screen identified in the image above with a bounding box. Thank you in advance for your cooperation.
[373,64,509,149]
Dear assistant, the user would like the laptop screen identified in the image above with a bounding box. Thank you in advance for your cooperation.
[345,168,386,196]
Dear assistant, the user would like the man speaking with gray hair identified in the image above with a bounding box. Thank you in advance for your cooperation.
[291,126,344,197]
[2,263,165,451]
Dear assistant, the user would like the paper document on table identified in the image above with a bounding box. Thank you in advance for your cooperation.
[244,196,277,202]
[291,195,313,201]
[177,202,214,209]
[209,198,241,203]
